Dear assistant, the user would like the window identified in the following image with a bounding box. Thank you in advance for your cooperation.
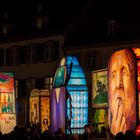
[26,43,37,63]
[3,24,8,35]
[19,46,26,64]
[32,4,49,30]
[2,12,9,35]
[26,78,36,89]
[37,5,43,29]
[36,43,43,62]
[107,19,119,36]
[86,51,96,70]
[44,77,53,91]
[36,78,44,89]
[43,40,59,62]
[37,18,43,29]
[10,47,19,65]
[2,11,13,35]
[18,79,26,98]
[6,46,19,66]
[26,78,36,97]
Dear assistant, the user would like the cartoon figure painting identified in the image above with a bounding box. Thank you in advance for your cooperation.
[92,69,108,107]
[51,57,67,132]
[92,69,108,133]
[30,97,39,124]
[41,97,50,133]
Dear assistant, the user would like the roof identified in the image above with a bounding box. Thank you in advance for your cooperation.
[0,0,140,46]
[64,0,140,46]
[0,0,85,43]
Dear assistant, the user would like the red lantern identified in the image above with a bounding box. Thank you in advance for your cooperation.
[135,124,140,136]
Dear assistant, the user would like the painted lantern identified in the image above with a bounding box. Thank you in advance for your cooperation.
[51,56,88,134]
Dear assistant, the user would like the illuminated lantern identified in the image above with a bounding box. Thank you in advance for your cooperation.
[51,56,88,134]
[108,48,136,135]
[51,57,67,133]
[92,69,108,132]
[0,72,17,134]
[29,89,50,133]
[135,124,140,136]
[133,48,140,121]
[66,56,88,134]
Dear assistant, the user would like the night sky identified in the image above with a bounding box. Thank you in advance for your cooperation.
[0,0,140,44]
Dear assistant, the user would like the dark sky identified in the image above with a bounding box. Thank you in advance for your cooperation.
[0,0,139,24]
[0,0,86,23]
[0,0,140,44]
[0,1,139,26]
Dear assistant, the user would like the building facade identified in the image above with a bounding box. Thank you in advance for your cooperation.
[0,32,139,125]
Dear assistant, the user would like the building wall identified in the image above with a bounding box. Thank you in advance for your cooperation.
[65,40,140,86]
[0,33,140,126]
[64,40,140,124]
[0,34,65,79]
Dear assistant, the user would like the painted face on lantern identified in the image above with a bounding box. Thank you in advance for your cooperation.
[108,49,136,135]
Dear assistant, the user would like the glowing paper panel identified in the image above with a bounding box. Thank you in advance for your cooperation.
[0,72,16,134]
[0,73,14,92]
[138,93,140,121]
[66,56,88,134]
[41,97,50,133]
[51,87,66,132]
[108,48,136,135]
[51,58,67,132]
[30,89,50,133]
[132,48,140,121]
[92,69,108,107]
[53,66,66,87]
[0,114,16,133]
[51,58,67,133]
[133,48,140,58]
[94,108,108,132]
[133,48,140,91]
[51,56,88,134]
[29,97,39,124]
[137,61,140,91]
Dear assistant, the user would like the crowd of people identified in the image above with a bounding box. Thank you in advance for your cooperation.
[0,123,140,140]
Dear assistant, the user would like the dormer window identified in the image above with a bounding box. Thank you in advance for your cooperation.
[2,11,14,35]
[34,4,49,30]
[2,12,8,34]
[107,19,119,36]
[37,5,43,29]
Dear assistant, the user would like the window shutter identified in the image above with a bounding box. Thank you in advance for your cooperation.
[19,46,26,64]
[6,48,10,65]
[0,49,4,66]
[36,43,43,62]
